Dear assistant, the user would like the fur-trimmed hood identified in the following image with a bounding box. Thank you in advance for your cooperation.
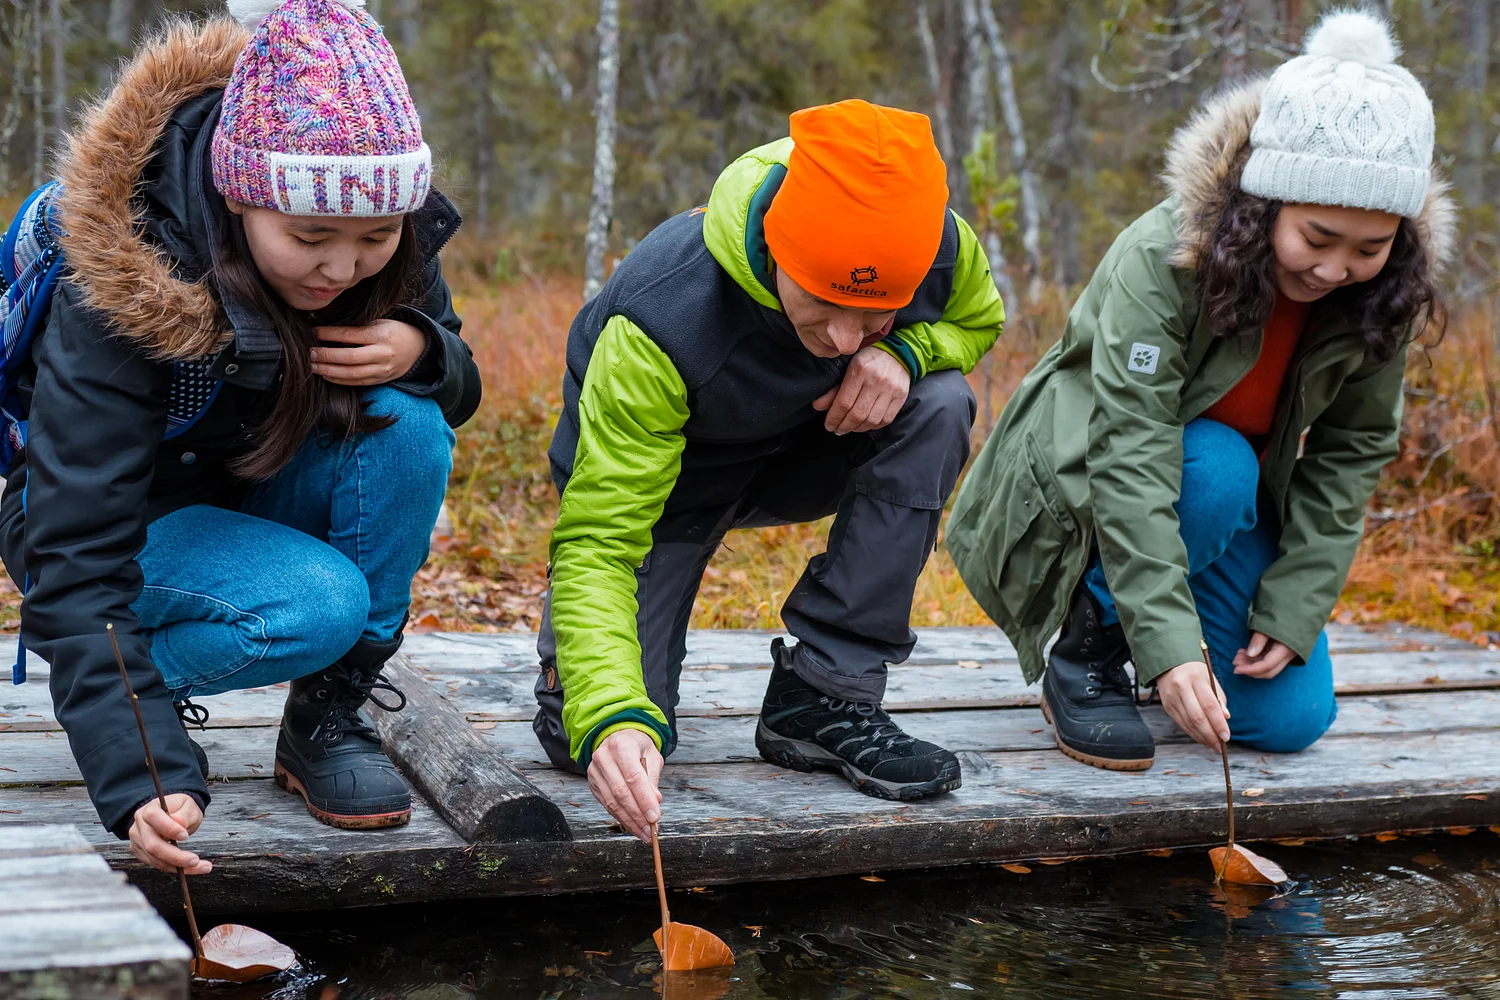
[1161,77,1457,275]
[56,17,250,360]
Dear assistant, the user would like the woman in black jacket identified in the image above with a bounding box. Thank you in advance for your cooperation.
[0,1,480,875]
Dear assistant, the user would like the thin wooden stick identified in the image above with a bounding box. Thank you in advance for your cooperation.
[108,624,203,961]
[650,823,671,965]
[1203,638,1233,883]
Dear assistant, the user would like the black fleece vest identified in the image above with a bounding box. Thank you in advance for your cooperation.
[549,185,960,493]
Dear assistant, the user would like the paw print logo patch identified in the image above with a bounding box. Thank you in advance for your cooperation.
[1128,343,1161,375]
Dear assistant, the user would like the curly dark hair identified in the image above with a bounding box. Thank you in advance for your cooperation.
[1192,148,1445,365]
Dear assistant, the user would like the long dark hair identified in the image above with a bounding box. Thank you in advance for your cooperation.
[213,211,424,481]
[1193,147,1444,365]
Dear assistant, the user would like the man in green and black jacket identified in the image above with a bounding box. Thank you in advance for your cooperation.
[534,100,1005,838]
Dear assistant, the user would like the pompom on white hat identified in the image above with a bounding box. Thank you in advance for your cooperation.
[1241,7,1435,219]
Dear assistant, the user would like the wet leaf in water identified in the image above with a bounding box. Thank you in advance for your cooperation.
[1146,849,1173,858]
[860,876,885,882]
[653,922,735,971]
[658,967,733,999]
[1412,853,1444,867]
[1213,881,1280,919]
[1208,844,1288,887]
[191,923,297,982]
[1375,832,1402,842]
[1001,863,1032,874]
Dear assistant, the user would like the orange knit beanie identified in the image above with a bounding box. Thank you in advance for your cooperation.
[764,100,949,310]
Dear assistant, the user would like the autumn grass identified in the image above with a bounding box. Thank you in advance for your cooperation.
[422,260,1500,645]
[1,232,1495,643]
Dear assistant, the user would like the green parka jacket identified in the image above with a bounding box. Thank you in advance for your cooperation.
[946,79,1455,687]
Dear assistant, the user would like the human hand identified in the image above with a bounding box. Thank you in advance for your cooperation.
[1233,632,1294,680]
[128,793,210,875]
[586,729,663,843]
[311,318,427,386]
[1157,661,1231,750]
[812,345,911,435]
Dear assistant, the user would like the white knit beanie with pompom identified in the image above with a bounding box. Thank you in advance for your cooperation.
[1241,7,1434,218]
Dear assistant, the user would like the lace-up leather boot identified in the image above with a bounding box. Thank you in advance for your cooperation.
[274,632,412,828]
[1040,586,1155,770]
[755,638,961,800]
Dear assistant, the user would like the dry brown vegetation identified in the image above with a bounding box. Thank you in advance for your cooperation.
[0,248,1494,647]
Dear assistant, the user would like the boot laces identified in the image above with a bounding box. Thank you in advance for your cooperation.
[818,697,914,750]
[1087,661,1134,699]
[312,663,407,743]
[174,699,210,729]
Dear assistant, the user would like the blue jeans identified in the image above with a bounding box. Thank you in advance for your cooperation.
[129,387,454,699]
[1083,418,1337,753]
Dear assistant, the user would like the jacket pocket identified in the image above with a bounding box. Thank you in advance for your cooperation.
[952,434,1075,630]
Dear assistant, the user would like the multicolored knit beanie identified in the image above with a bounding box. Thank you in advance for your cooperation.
[212,0,431,217]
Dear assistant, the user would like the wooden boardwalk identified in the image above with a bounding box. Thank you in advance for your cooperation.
[0,823,190,998]
[2,624,1498,914]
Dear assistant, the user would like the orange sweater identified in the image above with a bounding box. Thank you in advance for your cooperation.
[1202,294,1310,446]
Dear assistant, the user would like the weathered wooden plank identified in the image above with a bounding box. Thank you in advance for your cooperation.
[3,726,1497,913]
[8,689,1500,783]
[6,626,1498,733]
[372,655,570,842]
[0,823,189,1000]
[398,622,1481,672]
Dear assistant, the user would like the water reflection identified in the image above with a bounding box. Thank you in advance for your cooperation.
[194,834,1500,999]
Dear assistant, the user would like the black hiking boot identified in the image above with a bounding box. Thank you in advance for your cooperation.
[174,699,211,781]
[274,632,412,829]
[755,638,961,801]
[1040,586,1155,771]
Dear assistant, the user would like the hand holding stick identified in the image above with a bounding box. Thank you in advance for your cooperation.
[108,624,204,961]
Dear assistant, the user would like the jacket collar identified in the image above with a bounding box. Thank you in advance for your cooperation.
[1161,77,1457,278]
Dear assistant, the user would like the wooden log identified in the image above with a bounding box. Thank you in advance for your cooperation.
[370,653,571,844]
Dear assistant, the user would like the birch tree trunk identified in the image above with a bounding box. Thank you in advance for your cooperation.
[914,0,955,162]
[1462,0,1492,207]
[958,0,1010,432]
[979,0,1042,299]
[106,0,131,48]
[31,0,42,186]
[1219,0,1250,82]
[48,0,62,157]
[0,1,30,192]
[583,0,620,302]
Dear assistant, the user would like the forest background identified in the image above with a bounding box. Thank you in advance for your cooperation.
[1,0,1498,642]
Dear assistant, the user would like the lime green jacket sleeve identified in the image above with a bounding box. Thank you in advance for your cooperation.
[548,315,688,766]
[874,213,1006,378]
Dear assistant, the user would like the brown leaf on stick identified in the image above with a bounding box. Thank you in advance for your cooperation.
[1208,844,1288,887]
[191,924,297,982]
[653,923,735,972]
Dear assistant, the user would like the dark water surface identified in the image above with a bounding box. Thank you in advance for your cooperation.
[194,834,1500,1000]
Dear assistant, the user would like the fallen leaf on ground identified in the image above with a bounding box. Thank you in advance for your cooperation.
[1146,848,1173,857]
[1463,794,1488,801]
[192,924,297,982]
[654,922,734,971]
[1242,788,1265,798]
[1208,844,1287,887]
[411,611,443,633]
[1447,826,1475,836]
[471,721,497,731]
[1274,839,1307,847]
[1001,863,1032,874]
[584,950,611,957]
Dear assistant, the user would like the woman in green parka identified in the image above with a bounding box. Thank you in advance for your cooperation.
[947,8,1453,769]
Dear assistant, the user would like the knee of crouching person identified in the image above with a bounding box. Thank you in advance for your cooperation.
[908,369,977,443]
[1243,699,1335,754]
[362,387,455,477]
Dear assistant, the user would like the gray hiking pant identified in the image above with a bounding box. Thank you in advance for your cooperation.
[533,369,976,772]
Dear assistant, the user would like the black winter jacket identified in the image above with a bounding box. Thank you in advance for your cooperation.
[0,23,480,838]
